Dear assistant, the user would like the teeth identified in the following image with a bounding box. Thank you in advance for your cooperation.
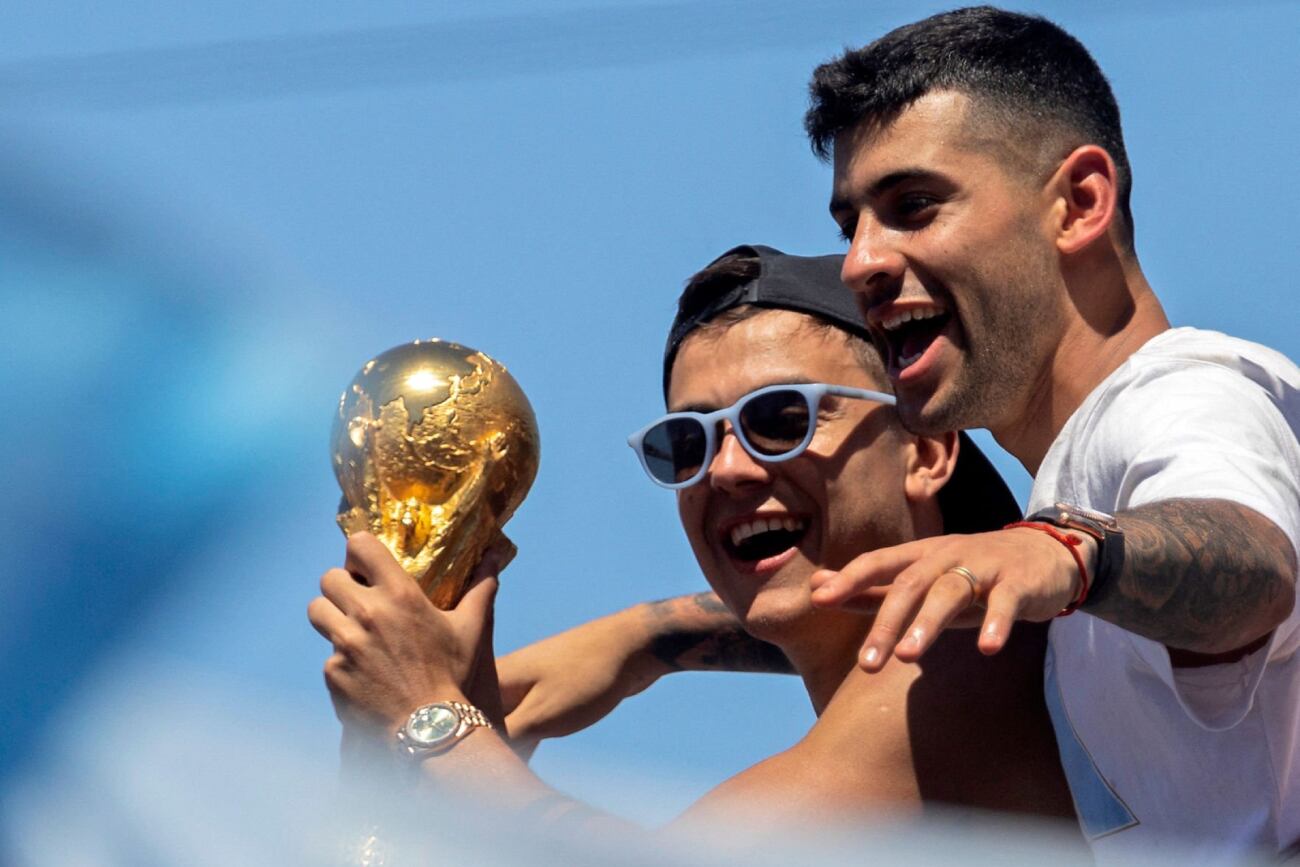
[880,306,943,332]
[729,516,806,547]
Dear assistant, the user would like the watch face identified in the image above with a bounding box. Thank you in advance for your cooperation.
[405,703,460,748]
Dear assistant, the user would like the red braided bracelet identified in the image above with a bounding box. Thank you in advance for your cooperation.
[1004,521,1090,616]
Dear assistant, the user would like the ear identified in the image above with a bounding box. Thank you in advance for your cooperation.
[903,430,959,505]
[1050,144,1120,255]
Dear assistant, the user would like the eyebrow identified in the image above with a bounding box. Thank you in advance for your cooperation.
[669,377,819,414]
[829,168,939,215]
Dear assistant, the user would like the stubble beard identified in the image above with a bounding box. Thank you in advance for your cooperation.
[896,256,1061,438]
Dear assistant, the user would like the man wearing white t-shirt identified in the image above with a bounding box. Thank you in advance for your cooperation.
[804,6,1300,859]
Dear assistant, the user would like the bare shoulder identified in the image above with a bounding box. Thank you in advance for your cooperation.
[673,626,1075,832]
[674,655,930,831]
[904,623,1075,819]
[673,721,920,835]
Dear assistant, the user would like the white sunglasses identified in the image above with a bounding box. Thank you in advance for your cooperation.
[628,382,895,489]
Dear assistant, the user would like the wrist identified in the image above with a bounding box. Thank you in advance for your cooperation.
[1025,502,1124,606]
[395,698,494,759]
[1004,521,1091,615]
[387,686,469,734]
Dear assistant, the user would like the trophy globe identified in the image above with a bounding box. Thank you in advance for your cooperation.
[330,339,539,608]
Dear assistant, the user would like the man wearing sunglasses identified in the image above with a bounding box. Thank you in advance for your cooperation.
[310,245,1074,835]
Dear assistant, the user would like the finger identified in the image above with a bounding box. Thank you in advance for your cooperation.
[307,595,350,641]
[344,531,406,588]
[977,582,1025,656]
[320,567,365,613]
[891,570,979,662]
[473,548,506,583]
[809,538,940,605]
[455,571,500,650]
[826,584,890,614]
[856,565,937,671]
[483,534,518,574]
[322,651,356,699]
[458,569,501,617]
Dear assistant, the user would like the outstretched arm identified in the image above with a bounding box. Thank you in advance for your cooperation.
[810,498,1296,669]
[642,592,794,675]
[1088,499,1296,658]
[500,592,792,749]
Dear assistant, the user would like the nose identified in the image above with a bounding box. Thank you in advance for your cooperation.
[707,424,768,495]
[840,218,906,312]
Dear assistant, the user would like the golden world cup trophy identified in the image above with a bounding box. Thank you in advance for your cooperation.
[330,338,540,608]
[329,339,539,866]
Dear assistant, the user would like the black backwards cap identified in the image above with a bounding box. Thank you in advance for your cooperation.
[662,244,1021,532]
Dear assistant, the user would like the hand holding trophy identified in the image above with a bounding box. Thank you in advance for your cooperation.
[330,339,540,608]
[326,339,538,867]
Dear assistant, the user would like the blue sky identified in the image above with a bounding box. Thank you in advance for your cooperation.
[2,0,1298,834]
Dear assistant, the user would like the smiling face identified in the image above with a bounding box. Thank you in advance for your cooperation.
[668,309,917,649]
[830,91,1069,436]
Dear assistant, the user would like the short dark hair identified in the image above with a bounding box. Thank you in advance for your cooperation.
[805,6,1134,244]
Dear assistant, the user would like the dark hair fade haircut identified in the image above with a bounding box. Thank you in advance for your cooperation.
[805,6,1134,244]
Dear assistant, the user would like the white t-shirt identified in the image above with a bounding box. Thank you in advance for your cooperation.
[1029,327,1300,860]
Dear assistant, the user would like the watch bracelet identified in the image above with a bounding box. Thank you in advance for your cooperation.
[1092,524,1124,601]
[447,700,493,730]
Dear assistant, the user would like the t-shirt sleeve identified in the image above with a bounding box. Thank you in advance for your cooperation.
[1086,360,1300,730]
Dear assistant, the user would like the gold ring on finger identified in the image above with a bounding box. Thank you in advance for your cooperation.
[944,565,980,600]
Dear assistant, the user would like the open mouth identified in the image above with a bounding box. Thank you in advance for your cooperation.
[877,305,952,373]
[723,516,808,563]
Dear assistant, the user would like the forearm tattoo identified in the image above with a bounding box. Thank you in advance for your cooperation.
[1087,499,1297,653]
[644,592,794,675]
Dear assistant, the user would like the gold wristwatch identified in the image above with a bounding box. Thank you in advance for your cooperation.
[395,701,493,758]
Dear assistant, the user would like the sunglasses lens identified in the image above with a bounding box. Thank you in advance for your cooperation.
[739,389,813,455]
[641,417,708,485]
